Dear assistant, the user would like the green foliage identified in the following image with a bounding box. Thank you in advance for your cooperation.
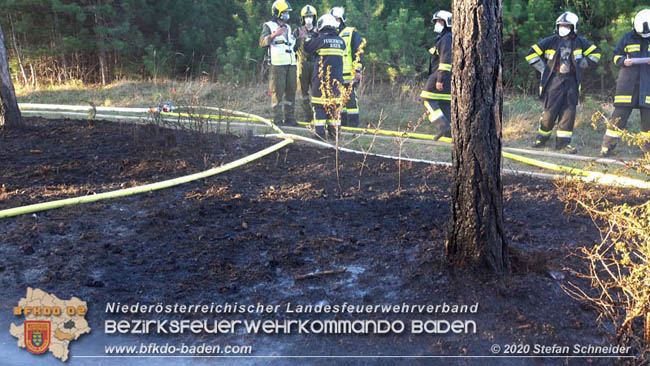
[0,0,648,91]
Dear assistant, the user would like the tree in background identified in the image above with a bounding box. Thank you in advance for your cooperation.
[446,0,508,273]
[0,0,647,93]
[0,22,22,128]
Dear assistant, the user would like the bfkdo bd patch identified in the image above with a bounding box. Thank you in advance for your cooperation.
[25,321,51,354]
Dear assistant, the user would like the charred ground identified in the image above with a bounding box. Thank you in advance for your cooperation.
[1,118,647,365]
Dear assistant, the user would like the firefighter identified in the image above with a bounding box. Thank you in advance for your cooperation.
[525,11,601,154]
[304,13,346,139]
[294,5,318,123]
[600,9,650,157]
[330,7,364,127]
[259,0,298,126]
[421,10,453,140]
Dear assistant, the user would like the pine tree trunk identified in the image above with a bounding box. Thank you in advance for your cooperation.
[446,0,508,273]
[0,23,23,128]
[94,5,108,86]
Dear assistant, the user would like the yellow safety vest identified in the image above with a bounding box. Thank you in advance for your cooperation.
[339,26,357,81]
[265,21,297,66]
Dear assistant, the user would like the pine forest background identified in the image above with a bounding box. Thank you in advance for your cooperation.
[2,0,648,98]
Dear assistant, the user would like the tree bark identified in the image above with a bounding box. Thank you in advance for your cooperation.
[0,23,23,128]
[446,0,508,273]
[94,2,109,86]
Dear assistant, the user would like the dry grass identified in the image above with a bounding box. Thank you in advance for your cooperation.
[15,79,649,162]
[557,132,650,364]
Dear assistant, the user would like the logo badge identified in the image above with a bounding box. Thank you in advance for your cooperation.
[24,321,51,354]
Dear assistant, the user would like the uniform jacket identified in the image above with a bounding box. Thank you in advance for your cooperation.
[259,19,297,66]
[525,34,601,99]
[304,30,346,100]
[612,30,650,108]
[421,30,452,102]
[294,25,318,64]
[338,25,364,82]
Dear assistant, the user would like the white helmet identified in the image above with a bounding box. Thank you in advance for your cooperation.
[432,10,452,28]
[330,7,346,23]
[317,13,339,32]
[556,11,579,34]
[634,9,650,38]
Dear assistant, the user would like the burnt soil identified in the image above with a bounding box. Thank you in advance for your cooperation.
[1,118,648,366]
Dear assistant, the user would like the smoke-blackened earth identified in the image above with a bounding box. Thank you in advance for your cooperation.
[1,118,647,365]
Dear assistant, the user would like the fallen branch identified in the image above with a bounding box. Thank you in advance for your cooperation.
[294,268,347,281]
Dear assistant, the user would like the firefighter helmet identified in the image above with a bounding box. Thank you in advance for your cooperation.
[301,5,317,25]
[432,10,452,28]
[330,7,346,24]
[317,13,339,32]
[272,0,292,18]
[556,11,579,34]
[634,9,650,38]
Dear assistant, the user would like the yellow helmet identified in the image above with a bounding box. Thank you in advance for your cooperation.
[272,0,292,18]
[301,5,317,25]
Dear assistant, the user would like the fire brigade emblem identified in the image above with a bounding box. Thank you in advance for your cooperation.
[24,321,51,354]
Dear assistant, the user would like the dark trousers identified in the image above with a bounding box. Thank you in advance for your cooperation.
[297,60,314,122]
[341,84,359,127]
[423,99,451,137]
[312,102,341,139]
[269,65,297,124]
[537,76,578,148]
[601,106,650,152]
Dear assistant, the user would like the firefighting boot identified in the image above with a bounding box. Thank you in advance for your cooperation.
[432,119,451,141]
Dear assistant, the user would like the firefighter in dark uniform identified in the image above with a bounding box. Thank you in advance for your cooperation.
[259,0,298,126]
[421,10,453,140]
[525,11,601,154]
[330,7,364,127]
[304,13,346,139]
[600,9,650,157]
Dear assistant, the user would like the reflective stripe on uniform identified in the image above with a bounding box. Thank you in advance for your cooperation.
[614,55,622,64]
[556,130,573,138]
[346,108,359,115]
[420,90,451,101]
[326,120,341,126]
[424,102,444,122]
[313,119,327,126]
[526,54,541,63]
[532,44,543,56]
[317,48,345,56]
[573,49,582,57]
[312,96,342,104]
[545,49,556,60]
[429,47,437,55]
[624,44,640,52]
[538,126,552,136]
[614,95,632,104]
[588,54,601,62]
[438,63,452,72]
[646,96,650,104]
[605,129,623,138]
[584,45,597,56]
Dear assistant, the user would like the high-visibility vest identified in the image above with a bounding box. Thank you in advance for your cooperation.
[265,21,297,66]
[339,26,357,81]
